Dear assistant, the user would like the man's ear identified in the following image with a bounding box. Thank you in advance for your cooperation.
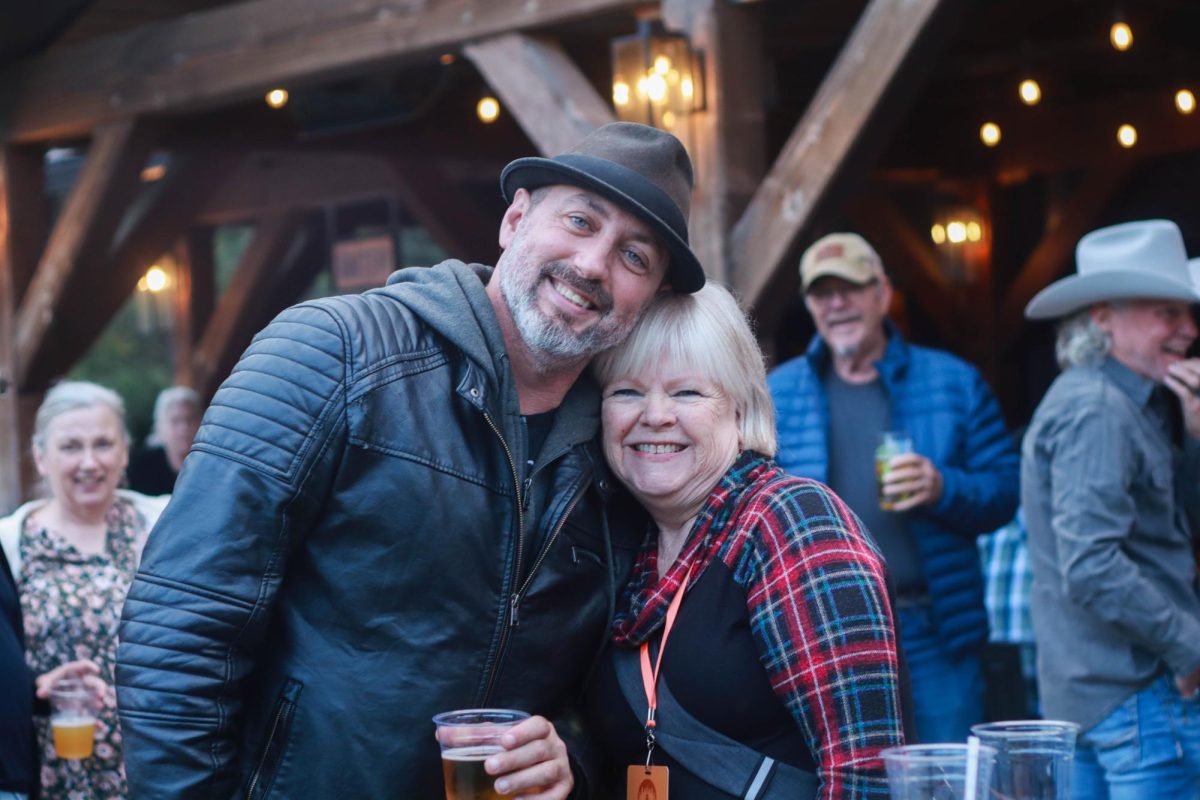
[1090,302,1113,331]
[499,188,532,250]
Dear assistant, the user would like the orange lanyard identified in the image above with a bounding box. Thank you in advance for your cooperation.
[638,563,694,766]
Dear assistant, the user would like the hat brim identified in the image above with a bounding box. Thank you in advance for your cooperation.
[802,263,878,292]
[1025,271,1200,319]
[501,156,705,294]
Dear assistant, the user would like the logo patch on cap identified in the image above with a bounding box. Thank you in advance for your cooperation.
[815,243,845,262]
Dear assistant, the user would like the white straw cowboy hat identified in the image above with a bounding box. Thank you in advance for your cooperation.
[1189,257,1200,290]
[1025,219,1200,320]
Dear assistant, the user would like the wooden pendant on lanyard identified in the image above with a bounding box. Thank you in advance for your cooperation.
[625,563,695,800]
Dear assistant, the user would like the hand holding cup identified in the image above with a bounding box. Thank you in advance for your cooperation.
[433,709,574,800]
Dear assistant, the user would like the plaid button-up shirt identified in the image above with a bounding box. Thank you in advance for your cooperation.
[613,453,904,799]
[977,508,1036,645]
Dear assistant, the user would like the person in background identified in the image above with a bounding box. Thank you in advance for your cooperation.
[125,386,202,496]
[115,122,705,799]
[1023,219,1200,798]
[976,506,1039,720]
[768,232,1018,744]
[0,381,168,800]
[588,283,904,799]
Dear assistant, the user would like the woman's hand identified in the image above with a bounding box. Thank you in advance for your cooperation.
[35,659,111,705]
[484,715,573,799]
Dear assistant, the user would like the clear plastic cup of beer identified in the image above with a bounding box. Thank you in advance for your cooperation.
[48,679,98,759]
[876,430,915,510]
[432,708,530,800]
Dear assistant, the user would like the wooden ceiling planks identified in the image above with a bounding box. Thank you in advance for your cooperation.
[0,0,642,144]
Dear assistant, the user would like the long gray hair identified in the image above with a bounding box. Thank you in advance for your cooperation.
[1054,308,1110,369]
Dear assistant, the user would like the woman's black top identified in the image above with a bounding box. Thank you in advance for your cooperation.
[586,559,814,799]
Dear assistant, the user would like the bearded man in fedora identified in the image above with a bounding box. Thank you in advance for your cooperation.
[1023,219,1200,799]
[115,122,704,799]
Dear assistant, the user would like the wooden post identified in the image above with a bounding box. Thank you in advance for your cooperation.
[664,0,766,285]
[171,228,216,389]
[0,151,22,512]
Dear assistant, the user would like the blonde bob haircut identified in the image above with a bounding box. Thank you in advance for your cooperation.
[593,282,777,457]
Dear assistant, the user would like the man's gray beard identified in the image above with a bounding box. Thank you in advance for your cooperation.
[499,261,632,370]
[831,341,859,359]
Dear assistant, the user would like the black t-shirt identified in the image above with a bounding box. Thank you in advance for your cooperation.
[127,445,178,496]
[0,548,35,793]
[587,560,814,798]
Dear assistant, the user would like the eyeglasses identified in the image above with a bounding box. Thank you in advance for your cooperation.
[805,279,878,303]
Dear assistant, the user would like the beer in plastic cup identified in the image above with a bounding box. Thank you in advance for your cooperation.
[876,431,914,510]
[433,708,529,800]
[49,679,97,759]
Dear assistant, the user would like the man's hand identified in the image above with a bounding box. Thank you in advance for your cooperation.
[883,453,944,512]
[483,715,573,799]
[1165,359,1200,440]
[1176,667,1200,699]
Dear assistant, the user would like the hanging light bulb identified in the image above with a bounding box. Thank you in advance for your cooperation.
[1019,79,1042,106]
[931,224,947,245]
[1176,89,1196,115]
[476,96,500,124]
[265,89,289,109]
[980,122,1002,147]
[1117,124,1137,148]
[1110,22,1133,51]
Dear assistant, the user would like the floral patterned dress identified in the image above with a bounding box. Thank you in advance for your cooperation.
[19,497,146,800]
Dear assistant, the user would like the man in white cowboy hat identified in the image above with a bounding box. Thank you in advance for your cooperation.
[768,232,1019,744]
[1023,218,1200,799]
[115,122,705,799]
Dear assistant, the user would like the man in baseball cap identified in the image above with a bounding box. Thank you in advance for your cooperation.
[769,232,1018,744]
[1022,219,1200,798]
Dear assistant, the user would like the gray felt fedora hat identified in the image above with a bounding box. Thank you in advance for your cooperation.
[1025,219,1200,320]
[500,122,704,293]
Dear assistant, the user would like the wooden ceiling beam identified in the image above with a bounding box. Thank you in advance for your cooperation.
[997,162,1134,351]
[730,0,961,313]
[192,208,309,396]
[25,151,241,388]
[389,155,501,266]
[0,0,641,144]
[464,33,614,157]
[14,119,155,386]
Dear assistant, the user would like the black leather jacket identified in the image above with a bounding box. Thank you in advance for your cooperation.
[116,262,639,798]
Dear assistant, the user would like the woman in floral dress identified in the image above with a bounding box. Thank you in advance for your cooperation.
[0,382,168,800]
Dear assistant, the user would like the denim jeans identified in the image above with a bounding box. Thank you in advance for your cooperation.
[1071,673,1200,800]
[897,605,985,744]
[0,792,28,800]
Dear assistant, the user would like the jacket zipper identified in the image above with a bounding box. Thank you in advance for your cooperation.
[509,488,586,626]
[481,411,525,706]
[245,696,287,800]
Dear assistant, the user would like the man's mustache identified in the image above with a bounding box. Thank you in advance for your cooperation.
[541,261,612,313]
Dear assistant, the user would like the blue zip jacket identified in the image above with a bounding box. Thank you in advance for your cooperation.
[767,323,1019,656]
